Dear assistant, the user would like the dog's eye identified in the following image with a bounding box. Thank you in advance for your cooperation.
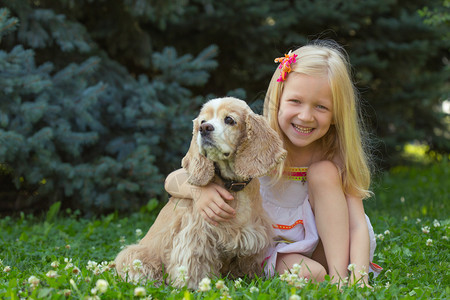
[224,116,236,126]
[201,120,206,124]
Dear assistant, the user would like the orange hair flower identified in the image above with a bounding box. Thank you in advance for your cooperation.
[274,51,298,82]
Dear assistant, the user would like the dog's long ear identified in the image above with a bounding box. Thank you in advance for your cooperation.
[235,113,287,179]
[181,118,215,186]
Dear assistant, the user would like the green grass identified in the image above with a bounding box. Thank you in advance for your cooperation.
[0,160,449,299]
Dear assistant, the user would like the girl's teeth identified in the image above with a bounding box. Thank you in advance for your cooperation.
[293,124,313,133]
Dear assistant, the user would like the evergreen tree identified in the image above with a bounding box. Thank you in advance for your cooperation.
[0,4,218,213]
[1,0,448,213]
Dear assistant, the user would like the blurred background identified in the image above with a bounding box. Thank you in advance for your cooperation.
[0,0,448,215]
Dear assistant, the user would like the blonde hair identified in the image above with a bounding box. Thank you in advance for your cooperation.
[264,41,372,199]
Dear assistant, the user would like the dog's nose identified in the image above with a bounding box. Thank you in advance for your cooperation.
[200,123,214,136]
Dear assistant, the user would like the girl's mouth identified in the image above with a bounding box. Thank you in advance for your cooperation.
[292,124,314,134]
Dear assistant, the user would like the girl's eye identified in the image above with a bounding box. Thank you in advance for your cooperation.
[317,105,328,110]
[224,116,236,125]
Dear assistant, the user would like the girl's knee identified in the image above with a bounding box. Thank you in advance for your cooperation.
[303,261,326,282]
[276,253,326,282]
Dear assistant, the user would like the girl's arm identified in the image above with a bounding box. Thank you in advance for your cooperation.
[164,168,236,225]
[346,193,371,286]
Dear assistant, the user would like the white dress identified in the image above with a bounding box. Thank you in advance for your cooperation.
[259,167,382,277]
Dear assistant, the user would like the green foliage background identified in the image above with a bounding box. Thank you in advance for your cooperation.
[0,0,448,213]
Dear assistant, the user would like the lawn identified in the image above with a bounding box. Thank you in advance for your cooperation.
[0,160,449,299]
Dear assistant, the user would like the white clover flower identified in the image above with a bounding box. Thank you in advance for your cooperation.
[176,265,188,283]
[234,278,243,288]
[443,236,449,241]
[416,218,422,224]
[95,279,109,293]
[385,282,390,288]
[28,275,40,287]
[99,261,110,273]
[64,258,72,263]
[135,229,143,236]
[51,261,60,268]
[288,273,298,283]
[220,290,232,300]
[91,287,98,295]
[279,270,289,281]
[199,277,211,291]
[433,219,440,227]
[63,289,71,296]
[120,236,126,243]
[403,216,408,221]
[359,266,368,277]
[384,230,390,235]
[400,196,405,203]
[291,263,302,275]
[85,276,92,283]
[132,259,143,271]
[293,276,308,288]
[87,260,98,270]
[249,286,259,293]
[280,270,307,288]
[65,262,74,270]
[377,234,385,241]
[215,280,226,290]
[65,245,71,249]
[3,266,11,272]
[426,239,432,246]
[46,270,58,278]
[347,263,356,272]
[72,266,81,275]
[289,295,301,300]
[422,226,430,234]
[134,287,146,297]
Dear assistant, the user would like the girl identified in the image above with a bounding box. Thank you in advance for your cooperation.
[164,40,380,285]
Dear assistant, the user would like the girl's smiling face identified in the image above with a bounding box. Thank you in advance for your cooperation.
[277,73,334,154]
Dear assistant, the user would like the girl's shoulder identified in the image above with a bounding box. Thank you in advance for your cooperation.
[307,159,343,183]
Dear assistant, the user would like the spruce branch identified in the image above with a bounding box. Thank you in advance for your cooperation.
[0,8,19,42]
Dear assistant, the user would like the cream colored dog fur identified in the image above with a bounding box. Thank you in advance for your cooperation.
[115,97,286,289]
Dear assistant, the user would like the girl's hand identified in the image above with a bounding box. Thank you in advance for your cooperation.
[192,183,235,225]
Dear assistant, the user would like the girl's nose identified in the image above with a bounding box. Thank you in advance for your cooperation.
[297,108,314,122]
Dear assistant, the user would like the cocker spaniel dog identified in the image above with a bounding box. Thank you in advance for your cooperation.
[115,97,286,289]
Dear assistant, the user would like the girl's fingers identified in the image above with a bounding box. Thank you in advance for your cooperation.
[200,210,218,226]
[216,185,235,201]
[203,207,227,225]
[210,201,234,219]
[214,187,236,216]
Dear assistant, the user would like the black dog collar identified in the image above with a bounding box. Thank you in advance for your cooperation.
[214,164,252,192]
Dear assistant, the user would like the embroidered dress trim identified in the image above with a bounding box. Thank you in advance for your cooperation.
[274,237,295,244]
[272,219,304,230]
[283,167,307,182]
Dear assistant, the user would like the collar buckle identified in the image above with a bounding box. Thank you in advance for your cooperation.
[227,182,249,192]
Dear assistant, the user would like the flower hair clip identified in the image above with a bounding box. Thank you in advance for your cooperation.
[274,51,298,82]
